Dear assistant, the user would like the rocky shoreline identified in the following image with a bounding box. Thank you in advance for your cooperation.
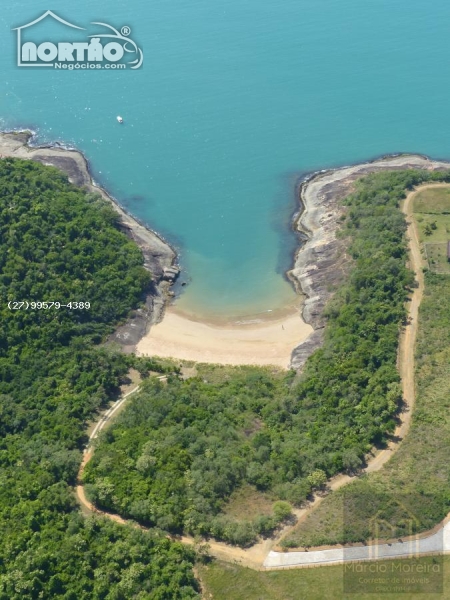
[289,153,450,370]
[0,130,180,352]
[4,130,450,367]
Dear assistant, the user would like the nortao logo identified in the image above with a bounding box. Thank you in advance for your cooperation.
[13,11,143,70]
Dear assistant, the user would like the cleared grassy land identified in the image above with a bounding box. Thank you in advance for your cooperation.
[281,187,450,549]
[223,485,276,520]
[414,186,450,274]
[198,557,449,600]
[416,214,450,244]
[425,243,450,275]
[413,186,450,213]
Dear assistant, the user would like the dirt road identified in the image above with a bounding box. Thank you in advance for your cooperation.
[75,185,445,570]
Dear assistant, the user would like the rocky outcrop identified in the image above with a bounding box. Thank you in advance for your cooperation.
[289,154,450,370]
[0,130,179,352]
[162,265,181,282]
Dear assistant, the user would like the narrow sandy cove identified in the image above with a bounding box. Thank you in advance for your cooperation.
[136,308,314,368]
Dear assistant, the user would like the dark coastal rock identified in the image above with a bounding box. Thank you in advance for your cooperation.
[31,154,90,187]
[5,130,34,144]
[289,154,450,371]
[108,287,166,353]
[162,265,181,282]
[291,329,324,371]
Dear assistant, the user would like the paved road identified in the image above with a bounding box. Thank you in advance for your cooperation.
[264,522,450,568]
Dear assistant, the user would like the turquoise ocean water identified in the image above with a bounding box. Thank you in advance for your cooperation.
[2,1,450,318]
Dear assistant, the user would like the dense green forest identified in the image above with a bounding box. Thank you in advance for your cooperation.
[84,367,299,546]
[0,159,199,599]
[85,168,450,547]
[3,158,450,595]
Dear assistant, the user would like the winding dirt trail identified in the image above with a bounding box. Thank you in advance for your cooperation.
[75,377,270,568]
[76,384,142,516]
[75,185,442,570]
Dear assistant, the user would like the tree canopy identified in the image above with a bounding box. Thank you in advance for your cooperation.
[0,159,199,599]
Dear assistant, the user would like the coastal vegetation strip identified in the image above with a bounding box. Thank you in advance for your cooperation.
[281,183,450,550]
[0,131,177,344]
[0,158,199,599]
[289,156,450,343]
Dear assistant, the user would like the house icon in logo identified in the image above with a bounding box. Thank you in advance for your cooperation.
[13,11,85,67]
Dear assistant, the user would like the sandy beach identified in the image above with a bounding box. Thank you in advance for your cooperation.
[136,308,314,368]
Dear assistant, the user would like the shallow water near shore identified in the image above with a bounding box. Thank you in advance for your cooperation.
[2,1,450,317]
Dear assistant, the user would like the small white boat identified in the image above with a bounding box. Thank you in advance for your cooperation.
[117,116,123,124]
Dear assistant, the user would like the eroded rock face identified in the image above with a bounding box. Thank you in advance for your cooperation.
[289,154,450,371]
[162,265,181,282]
[32,154,90,188]
[108,288,166,354]
[290,329,324,371]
